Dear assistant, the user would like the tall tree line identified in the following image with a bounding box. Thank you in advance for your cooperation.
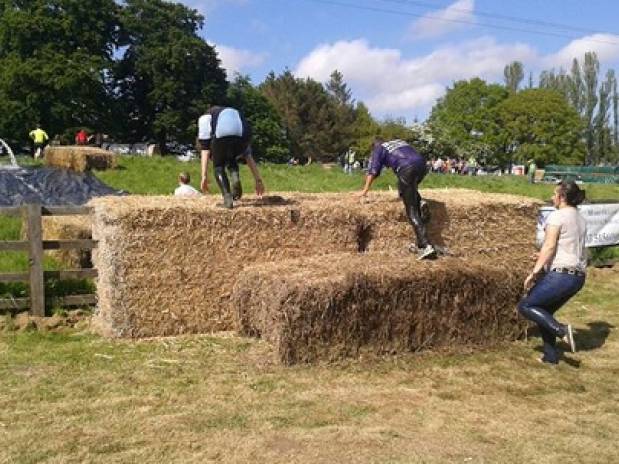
[0,0,228,153]
[0,0,391,161]
[535,52,619,164]
[429,55,619,167]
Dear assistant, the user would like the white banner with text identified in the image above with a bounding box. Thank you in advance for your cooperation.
[537,203,619,248]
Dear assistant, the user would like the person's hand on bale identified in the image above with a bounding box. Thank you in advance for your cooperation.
[200,177,209,194]
[255,178,265,198]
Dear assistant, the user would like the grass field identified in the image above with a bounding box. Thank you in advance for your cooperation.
[93,155,619,201]
[1,266,617,463]
[1,156,618,462]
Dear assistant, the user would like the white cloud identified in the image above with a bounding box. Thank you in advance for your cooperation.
[293,28,619,120]
[215,45,267,75]
[409,0,476,40]
[294,37,536,118]
[543,34,619,68]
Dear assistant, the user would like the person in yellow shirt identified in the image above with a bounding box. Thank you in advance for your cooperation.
[29,124,49,159]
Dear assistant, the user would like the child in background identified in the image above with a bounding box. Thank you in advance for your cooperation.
[174,172,201,197]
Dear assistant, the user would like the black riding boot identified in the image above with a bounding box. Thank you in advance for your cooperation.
[230,168,242,200]
[214,166,233,209]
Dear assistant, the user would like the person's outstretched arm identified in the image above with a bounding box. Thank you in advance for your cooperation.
[200,149,210,193]
[359,174,376,197]
[245,153,265,197]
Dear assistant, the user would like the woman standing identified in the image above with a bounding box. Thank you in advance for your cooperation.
[518,181,587,364]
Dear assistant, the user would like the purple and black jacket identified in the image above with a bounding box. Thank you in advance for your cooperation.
[367,140,426,177]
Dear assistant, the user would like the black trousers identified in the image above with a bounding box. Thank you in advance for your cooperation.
[397,164,430,249]
[211,136,249,196]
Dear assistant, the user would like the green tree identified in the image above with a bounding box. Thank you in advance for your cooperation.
[609,69,618,149]
[568,58,585,115]
[349,102,380,158]
[582,52,600,164]
[325,70,356,156]
[260,70,342,161]
[114,0,227,151]
[496,89,585,165]
[539,68,571,100]
[594,71,614,162]
[226,74,289,162]
[503,61,524,93]
[0,0,119,146]
[429,78,508,163]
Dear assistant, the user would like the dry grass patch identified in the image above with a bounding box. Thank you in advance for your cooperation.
[1,268,617,463]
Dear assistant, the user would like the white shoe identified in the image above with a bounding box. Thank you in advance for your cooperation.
[417,245,437,260]
[563,324,576,353]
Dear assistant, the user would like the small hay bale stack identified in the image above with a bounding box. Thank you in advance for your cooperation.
[20,216,93,268]
[43,215,93,268]
[45,146,117,172]
[90,196,365,337]
[233,253,528,365]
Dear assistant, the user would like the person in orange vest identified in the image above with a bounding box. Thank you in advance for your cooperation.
[75,129,88,145]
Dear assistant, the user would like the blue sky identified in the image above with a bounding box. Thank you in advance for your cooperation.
[187,0,619,121]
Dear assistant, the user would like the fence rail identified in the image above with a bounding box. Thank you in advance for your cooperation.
[0,204,96,316]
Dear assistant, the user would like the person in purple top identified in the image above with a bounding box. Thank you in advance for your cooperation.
[359,138,437,260]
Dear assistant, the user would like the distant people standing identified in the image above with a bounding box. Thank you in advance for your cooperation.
[359,138,436,260]
[198,106,264,208]
[29,124,49,159]
[433,157,444,173]
[518,181,587,365]
[467,156,477,176]
[174,172,201,197]
[75,129,88,145]
[344,147,356,174]
[528,159,537,184]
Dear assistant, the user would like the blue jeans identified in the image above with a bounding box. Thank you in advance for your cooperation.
[518,271,585,363]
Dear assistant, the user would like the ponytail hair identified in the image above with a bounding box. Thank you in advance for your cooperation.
[557,180,586,206]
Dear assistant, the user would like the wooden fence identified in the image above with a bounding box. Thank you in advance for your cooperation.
[0,204,97,316]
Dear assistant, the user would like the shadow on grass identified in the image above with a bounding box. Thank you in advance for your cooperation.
[529,320,613,368]
[528,320,613,353]
[575,321,614,351]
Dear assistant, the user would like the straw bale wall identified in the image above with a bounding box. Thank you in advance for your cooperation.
[45,146,116,172]
[233,253,528,365]
[90,196,364,337]
[91,190,541,338]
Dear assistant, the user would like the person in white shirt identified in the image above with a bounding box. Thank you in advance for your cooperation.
[174,172,201,197]
[518,181,587,365]
[198,106,264,209]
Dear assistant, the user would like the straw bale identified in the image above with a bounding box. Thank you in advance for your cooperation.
[90,196,364,337]
[20,215,93,268]
[233,253,528,365]
[43,216,93,268]
[45,146,117,172]
[90,189,540,338]
[280,189,540,266]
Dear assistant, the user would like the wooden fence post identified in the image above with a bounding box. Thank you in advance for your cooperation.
[26,204,45,316]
